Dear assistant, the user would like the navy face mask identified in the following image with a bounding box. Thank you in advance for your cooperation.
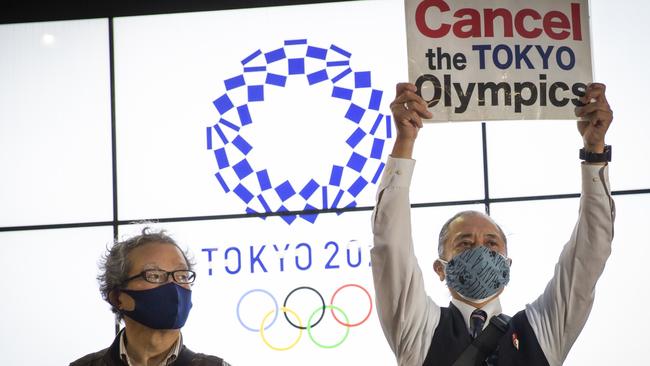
[120,282,193,329]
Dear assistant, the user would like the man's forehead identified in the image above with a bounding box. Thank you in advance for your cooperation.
[448,214,501,237]
[128,242,187,266]
[139,261,187,269]
[452,232,501,240]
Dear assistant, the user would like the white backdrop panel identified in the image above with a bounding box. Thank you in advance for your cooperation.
[0,19,113,227]
[490,194,650,365]
[590,0,650,191]
[113,1,405,221]
[114,203,484,365]
[0,227,116,366]
[112,0,485,222]
[486,120,581,198]
[487,0,650,198]
[118,210,391,365]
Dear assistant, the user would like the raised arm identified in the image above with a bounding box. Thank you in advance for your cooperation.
[525,83,615,366]
[371,83,436,366]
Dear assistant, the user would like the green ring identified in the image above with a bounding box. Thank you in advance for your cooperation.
[306,305,350,349]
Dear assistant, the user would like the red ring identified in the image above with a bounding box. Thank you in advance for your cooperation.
[329,283,373,327]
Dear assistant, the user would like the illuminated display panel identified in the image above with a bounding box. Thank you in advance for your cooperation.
[113,1,485,222]
[0,227,116,365]
[0,0,649,365]
[491,195,650,365]
[487,120,581,198]
[0,19,113,227]
[111,203,481,364]
[487,0,650,197]
[118,211,389,365]
[588,0,650,191]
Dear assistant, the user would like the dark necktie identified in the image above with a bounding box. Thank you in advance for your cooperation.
[470,309,488,339]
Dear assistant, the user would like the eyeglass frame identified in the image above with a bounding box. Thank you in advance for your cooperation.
[123,269,197,285]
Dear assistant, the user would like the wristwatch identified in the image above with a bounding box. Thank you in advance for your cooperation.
[579,145,611,163]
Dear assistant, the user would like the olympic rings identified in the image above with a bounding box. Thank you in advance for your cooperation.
[283,286,325,330]
[237,288,278,332]
[260,307,302,351]
[237,284,373,350]
[329,283,373,327]
[307,305,350,349]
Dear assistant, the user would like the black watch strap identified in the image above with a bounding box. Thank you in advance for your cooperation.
[579,145,611,163]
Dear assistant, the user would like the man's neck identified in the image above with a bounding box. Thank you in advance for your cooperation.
[123,320,180,366]
[450,288,504,309]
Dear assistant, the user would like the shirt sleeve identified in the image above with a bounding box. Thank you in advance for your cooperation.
[525,163,615,366]
[371,156,441,366]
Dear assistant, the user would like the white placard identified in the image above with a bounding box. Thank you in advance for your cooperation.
[405,0,592,122]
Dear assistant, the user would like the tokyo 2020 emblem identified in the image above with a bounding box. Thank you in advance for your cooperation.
[206,39,392,224]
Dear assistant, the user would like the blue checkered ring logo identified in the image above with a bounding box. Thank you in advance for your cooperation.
[206,39,392,224]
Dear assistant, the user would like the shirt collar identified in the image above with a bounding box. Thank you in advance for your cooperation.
[119,329,182,366]
[451,296,502,333]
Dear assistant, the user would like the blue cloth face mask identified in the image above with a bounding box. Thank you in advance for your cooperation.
[439,245,511,303]
[120,282,193,329]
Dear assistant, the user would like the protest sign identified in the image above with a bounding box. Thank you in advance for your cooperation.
[405,0,592,122]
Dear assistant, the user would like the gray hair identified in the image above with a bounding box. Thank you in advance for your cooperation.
[437,210,507,258]
[98,227,195,319]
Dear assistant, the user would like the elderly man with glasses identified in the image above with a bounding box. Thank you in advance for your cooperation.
[71,228,230,366]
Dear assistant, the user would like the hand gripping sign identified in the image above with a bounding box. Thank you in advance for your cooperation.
[405,0,593,122]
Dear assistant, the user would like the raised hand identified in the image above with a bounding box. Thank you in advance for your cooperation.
[389,82,432,158]
[575,83,613,153]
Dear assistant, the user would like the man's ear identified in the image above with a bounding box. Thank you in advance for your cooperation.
[433,260,446,281]
[111,290,136,311]
[108,290,122,310]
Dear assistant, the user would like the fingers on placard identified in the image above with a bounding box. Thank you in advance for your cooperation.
[395,82,416,96]
[393,83,432,122]
[577,100,609,117]
[409,100,431,118]
[398,91,430,117]
[585,83,608,104]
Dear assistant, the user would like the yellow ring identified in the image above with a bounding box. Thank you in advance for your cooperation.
[259,306,303,351]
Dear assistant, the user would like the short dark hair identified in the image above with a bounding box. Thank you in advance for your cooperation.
[437,210,507,258]
[97,227,194,319]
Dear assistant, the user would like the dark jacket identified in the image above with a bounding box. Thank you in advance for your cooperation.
[70,330,227,366]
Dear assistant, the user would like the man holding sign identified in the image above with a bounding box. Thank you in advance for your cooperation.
[371,1,614,364]
[371,80,614,366]
[371,79,614,365]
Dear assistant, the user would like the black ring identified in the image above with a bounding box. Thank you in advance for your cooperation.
[282,286,325,330]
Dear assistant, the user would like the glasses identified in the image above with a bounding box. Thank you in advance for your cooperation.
[124,269,196,285]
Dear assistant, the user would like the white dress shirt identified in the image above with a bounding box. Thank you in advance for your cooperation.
[371,157,615,366]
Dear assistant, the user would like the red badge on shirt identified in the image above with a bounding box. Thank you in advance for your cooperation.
[512,332,520,350]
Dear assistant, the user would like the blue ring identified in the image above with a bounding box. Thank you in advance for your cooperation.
[237,288,278,332]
